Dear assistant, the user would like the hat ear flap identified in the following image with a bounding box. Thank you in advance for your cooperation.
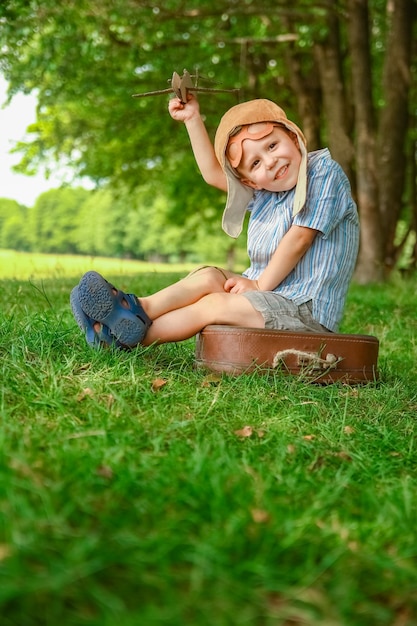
[292,141,307,216]
[221,162,254,238]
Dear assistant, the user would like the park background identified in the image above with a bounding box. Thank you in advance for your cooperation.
[1,0,416,281]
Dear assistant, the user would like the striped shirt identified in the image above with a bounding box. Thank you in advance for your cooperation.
[243,148,359,331]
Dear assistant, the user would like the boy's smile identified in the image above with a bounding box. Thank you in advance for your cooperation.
[234,126,302,193]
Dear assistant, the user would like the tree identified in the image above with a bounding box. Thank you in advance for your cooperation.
[0,0,416,280]
[27,187,91,253]
[0,198,30,250]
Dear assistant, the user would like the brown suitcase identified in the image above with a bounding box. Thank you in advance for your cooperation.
[195,325,379,384]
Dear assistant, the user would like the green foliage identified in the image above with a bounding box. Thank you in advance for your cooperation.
[0,265,417,624]
[1,0,416,276]
[0,198,30,250]
[27,187,91,253]
[1,185,247,266]
[0,0,323,190]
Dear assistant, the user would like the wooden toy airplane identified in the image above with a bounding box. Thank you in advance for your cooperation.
[132,69,240,104]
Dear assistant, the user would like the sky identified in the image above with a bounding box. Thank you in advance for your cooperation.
[0,76,91,206]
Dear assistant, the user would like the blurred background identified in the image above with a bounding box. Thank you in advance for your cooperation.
[0,0,416,282]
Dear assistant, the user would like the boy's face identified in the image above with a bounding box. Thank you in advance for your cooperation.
[231,125,302,193]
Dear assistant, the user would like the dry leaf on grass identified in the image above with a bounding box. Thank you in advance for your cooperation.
[344,426,355,434]
[333,451,352,461]
[103,394,115,408]
[96,465,114,480]
[151,378,168,392]
[201,373,222,387]
[234,426,253,437]
[308,456,326,471]
[251,508,271,524]
[77,387,94,402]
[234,426,265,438]
[0,544,12,561]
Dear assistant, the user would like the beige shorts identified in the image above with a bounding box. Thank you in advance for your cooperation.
[242,291,330,333]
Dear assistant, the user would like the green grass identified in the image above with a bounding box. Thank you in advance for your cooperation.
[0,249,201,280]
[1,252,417,625]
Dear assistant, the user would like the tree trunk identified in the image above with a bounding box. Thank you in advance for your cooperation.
[347,0,384,283]
[314,10,355,186]
[281,17,322,149]
[408,135,417,272]
[377,0,414,273]
[285,51,322,150]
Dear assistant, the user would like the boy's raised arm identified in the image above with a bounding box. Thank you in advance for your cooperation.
[169,95,227,192]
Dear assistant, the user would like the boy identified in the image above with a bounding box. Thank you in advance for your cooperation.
[70,96,359,349]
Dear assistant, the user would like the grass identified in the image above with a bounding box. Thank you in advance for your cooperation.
[1,251,417,625]
[0,249,200,280]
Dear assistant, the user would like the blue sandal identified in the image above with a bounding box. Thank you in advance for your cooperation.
[77,271,152,347]
[70,285,125,349]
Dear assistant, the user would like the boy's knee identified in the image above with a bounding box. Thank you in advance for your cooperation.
[185,265,227,290]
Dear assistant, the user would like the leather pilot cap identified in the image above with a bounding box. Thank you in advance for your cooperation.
[214,99,307,238]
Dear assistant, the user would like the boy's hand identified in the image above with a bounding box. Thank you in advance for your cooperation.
[224,276,260,294]
[168,94,200,122]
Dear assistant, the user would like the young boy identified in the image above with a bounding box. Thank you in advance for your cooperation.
[70,96,359,349]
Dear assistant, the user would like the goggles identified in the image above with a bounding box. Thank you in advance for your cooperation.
[226,122,276,168]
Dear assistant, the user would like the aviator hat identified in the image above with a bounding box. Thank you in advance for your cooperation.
[214,98,307,238]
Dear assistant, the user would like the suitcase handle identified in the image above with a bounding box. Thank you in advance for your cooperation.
[272,349,343,371]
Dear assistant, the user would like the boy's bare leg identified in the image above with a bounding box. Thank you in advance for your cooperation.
[142,290,264,345]
[84,266,263,346]
[140,266,235,320]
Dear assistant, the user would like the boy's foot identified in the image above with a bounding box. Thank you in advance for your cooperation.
[77,271,152,347]
[70,285,125,349]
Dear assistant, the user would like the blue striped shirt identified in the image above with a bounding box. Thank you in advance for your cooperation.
[243,148,359,331]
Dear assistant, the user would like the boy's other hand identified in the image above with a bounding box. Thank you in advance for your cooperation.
[224,276,260,294]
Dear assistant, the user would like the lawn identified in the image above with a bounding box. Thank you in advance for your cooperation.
[1,251,416,625]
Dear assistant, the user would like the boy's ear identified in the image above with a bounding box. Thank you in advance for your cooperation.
[240,178,261,190]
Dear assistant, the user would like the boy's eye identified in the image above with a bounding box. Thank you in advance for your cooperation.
[250,159,260,170]
[269,142,277,150]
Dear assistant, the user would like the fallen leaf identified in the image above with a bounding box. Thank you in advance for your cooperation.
[251,508,270,524]
[308,456,325,471]
[344,426,355,434]
[333,451,352,461]
[96,465,114,480]
[303,434,315,441]
[234,426,253,437]
[151,378,168,392]
[0,544,12,561]
[103,394,115,408]
[201,373,222,387]
[77,387,94,402]
[287,444,296,454]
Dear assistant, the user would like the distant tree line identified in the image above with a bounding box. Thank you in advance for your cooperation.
[0,187,249,267]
